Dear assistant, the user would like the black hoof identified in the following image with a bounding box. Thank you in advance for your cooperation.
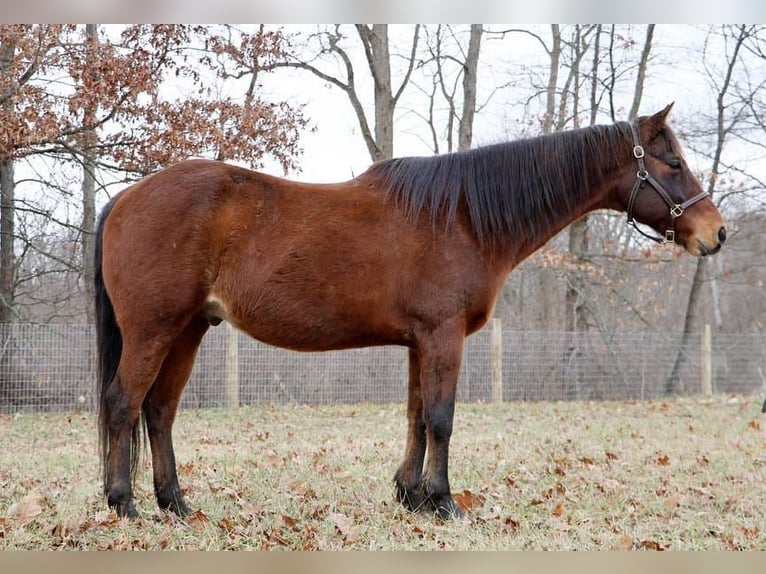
[394,476,462,519]
[157,489,193,517]
[109,498,139,519]
[395,478,429,512]
[430,494,463,520]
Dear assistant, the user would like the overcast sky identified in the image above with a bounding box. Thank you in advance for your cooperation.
[251,25,754,184]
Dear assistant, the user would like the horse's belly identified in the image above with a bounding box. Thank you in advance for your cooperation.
[207,292,408,352]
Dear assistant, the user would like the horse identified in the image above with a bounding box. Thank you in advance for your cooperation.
[94,104,726,519]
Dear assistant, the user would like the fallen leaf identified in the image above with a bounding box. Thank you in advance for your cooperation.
[503,516,519,533]
[605,451,619,461]
[640,539,669,551]
[329,512,352,536]
[552,502,565,517]
[8,492,43,528]
[93,508,121,527]
[748,420,760,431]
[239,500,265,519]
[612,534,634,550]
[664,493,681,510]
[280,514,300,531]
[453,489,486,512]
[266,529,290,547]
[185,509,209,531]
[656,453,671,466]
[737,525,760,541]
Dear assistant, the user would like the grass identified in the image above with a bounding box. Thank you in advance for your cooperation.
[1,395,765,550]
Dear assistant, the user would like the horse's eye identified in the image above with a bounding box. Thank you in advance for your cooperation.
[663,154,682,169]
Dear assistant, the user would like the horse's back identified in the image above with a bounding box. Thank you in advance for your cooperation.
[99,159,496,351]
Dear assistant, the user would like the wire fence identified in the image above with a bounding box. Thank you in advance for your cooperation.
[0,322,764,413]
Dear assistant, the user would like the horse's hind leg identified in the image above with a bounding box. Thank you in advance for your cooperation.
[143,316,209,516]
[103,333,175,518]
[394,347,428,511]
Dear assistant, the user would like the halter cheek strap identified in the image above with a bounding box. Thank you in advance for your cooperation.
[626,122,709,244]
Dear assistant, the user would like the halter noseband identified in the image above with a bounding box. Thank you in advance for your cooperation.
[626,122,709,244]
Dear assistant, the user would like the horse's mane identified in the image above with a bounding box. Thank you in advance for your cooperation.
[369,122,633,243]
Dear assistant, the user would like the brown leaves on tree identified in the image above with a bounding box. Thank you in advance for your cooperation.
[1,25,306,175]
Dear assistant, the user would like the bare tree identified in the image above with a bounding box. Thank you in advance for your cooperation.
[667,24,757,393]
[413,24,485,154]
[281,25,419,161]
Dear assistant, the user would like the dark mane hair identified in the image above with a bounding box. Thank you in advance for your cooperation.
[369,122,633,243]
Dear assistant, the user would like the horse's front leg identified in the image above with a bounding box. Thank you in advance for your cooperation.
[405,325,465,519]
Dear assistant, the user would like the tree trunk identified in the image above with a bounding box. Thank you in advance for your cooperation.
[81,24,98,324]
[458,24,482,152]
[365,24,395,161]
[541,24,561,135]
[666,259,706,393]
[565,219,589,332]
[536,25,562,329]
[0,157,13,324]
[628,25,655,120]
[564,25,591,333]
[0,41,15,324]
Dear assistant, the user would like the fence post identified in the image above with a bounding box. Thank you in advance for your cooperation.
[701,323,712,396]
[226,322,240,408]
[490,318,503,403]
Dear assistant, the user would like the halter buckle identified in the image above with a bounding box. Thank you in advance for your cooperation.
[664,229,675,243]
[633,145,645,159]
[670,204,684,218]
[637,169,648,181]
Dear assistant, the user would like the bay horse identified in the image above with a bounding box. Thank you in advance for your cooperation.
[95,104,726,519]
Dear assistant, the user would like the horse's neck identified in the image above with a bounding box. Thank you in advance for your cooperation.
[496,179,616,271]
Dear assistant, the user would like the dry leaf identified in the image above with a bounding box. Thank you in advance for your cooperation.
[185,509,209,531]
[664,493,681,510]
[329,512,352,536]
[747,420,760,431]
[280,514,300,531]
[8,492,43,528]
[737,526,760,541]
[612,534,634,550]
[640,539,669,551]
[504,516,519,533]
[656,453,671,466]
[453,489,486,512]
[552,502,565,517]
[94,508,121,527]
[504,477,518,489]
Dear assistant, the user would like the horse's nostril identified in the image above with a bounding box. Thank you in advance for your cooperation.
[718,226,727,244]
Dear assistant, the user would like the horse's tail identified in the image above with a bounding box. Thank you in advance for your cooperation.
[95,196,139,490]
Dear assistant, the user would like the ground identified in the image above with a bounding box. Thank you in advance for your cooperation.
[1,395,765,550]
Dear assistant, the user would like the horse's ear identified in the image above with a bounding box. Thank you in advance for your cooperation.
[650,102,674,126]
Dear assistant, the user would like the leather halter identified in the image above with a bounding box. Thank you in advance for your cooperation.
[626,122,709,244]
